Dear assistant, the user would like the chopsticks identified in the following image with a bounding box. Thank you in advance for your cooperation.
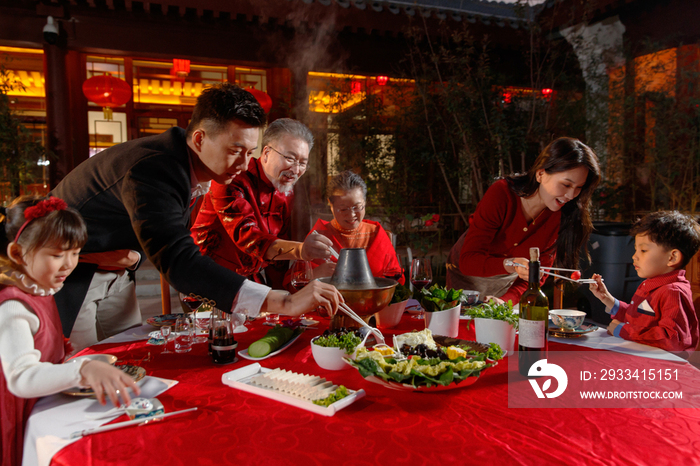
[543,270,599,285]
[505,260,599,284]
[312,230,340,260]
[337,302,385,346]
[70,407,198,439]
[541,266,579,273]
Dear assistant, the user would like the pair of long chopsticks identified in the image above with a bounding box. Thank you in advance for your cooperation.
[541,266,579,273]
[312,230,340,260]
[337,302,385,345]
[507,260,599,284]
[543,270,599,284]
[70,407,198,439]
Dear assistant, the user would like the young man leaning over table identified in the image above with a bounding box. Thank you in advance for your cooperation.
[589,211,700,354]
[191,118,336,290]
[51,83,343,351]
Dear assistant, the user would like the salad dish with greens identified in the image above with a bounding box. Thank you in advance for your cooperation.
[344,330,502,391]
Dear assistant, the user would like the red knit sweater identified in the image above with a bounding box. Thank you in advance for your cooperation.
[459,179,561,303]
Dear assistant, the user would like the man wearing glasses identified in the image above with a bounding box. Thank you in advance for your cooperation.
[191,118,334,288]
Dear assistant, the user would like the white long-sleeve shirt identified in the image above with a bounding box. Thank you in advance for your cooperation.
[0,268,85,398]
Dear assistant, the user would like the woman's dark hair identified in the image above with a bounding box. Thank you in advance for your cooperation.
[505,137,601,269]
[326,170,367,200]
[0,195,88,262]
[186,83,267,138]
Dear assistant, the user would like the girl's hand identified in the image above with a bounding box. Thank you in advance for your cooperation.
[79,360,141,407]
[588,274,615,309]
[504,258,529,281]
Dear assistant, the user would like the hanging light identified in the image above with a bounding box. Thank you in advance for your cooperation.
[541,88,553,96]
[351,81,362,94]
[246,87,273,113]
[376,76,389,86]
[82,73,132,120]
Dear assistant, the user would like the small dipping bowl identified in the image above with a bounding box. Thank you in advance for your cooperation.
[310,336,353,371]
[549,309,586,330]
[460,290,480,307]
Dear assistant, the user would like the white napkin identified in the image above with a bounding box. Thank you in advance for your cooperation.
[23,376,178,466]
[550,328,686,362]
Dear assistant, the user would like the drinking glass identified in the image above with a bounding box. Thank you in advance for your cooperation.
[290,260,313,319]
[174,317,193,353]
[410,257,432,320]
[211,312,238,365]
[160,325,172,354]
[179,292,208,344]
[382,253,404,282]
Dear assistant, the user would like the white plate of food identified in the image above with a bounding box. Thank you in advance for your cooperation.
[61,364,146,397]
[238,329,305,361]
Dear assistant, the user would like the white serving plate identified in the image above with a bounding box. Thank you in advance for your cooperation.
[65,354,118,365]
[221,363,365,416]
[238,330,305,361]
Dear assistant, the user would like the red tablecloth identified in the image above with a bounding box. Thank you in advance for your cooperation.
[52,316,700,465]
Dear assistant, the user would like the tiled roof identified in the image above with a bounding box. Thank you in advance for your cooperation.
[311,0,540,23]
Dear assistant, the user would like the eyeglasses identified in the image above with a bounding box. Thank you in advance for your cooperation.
[335,204,365,214]
[268,146,308,170]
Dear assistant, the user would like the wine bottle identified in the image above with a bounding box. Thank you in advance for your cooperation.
[518,247,549,376]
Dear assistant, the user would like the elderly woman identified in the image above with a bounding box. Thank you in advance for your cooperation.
[292,170,404,285]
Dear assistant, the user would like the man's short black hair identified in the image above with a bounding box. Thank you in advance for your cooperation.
[630,211,700,268]
[186,83,266,137]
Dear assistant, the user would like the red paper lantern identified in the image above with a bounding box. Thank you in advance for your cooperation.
[541,88,553,96]
[351,81,362,94]
[246,88,273,113]
[82,74,132,119]
[376,76,389,86]
[172,59,190,78]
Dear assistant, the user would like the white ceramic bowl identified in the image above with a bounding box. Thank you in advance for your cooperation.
[424,305,460,338]
[66,354,118,365]
[310,337,352,371]
[375,300,408,329]
[549,309,586,330]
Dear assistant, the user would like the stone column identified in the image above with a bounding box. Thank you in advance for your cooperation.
[561,16,626,163]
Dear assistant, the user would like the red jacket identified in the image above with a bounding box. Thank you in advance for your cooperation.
[191,158,293,289]
[460,179,560,303]
[611,269,699,353]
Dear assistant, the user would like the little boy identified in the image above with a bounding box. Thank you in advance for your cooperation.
[590,211,700,353]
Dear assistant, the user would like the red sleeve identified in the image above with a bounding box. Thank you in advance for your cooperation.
[614,300,630,322]
[618,287,696,352]
[209,184,278,263]
[368,223,405,285]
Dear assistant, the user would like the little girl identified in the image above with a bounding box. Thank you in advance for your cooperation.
[0,196,140,466]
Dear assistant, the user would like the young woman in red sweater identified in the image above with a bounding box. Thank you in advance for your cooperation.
[447,137,601,304]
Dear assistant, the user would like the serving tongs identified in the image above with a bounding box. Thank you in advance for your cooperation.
[336,302,398,358]
[504,260,600,285]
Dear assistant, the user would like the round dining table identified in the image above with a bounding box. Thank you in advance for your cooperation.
[39,311,700,466]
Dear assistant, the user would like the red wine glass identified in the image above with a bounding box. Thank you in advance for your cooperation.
[410,257,432,320]
[179,293,207,344]
[290,260,313,319]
